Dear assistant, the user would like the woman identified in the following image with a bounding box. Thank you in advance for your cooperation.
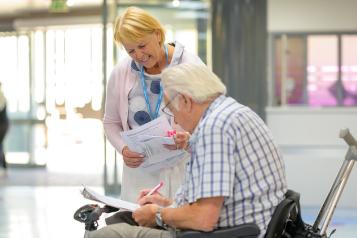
[103,7,204,202]
[0,82,9,176]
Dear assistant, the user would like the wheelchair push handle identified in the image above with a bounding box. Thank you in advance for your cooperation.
[339,128,357,147]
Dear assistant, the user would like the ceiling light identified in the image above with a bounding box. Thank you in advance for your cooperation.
[67,0,75,7]
[49,0,69,13]
[172,0,180,8]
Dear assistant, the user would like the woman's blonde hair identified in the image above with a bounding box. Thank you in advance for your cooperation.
[114,7,165,46]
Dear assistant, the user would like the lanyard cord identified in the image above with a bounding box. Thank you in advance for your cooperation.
[139,44,169,120]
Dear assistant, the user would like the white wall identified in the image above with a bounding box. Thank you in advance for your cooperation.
[266,107,357,208]
[268,0,357,32]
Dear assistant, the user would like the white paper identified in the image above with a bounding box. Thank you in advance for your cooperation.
[138,135,176,145]
[81,185,139,211]
[121,116,186,172]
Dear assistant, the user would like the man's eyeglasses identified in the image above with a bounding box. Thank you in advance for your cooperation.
[161,94,178,117]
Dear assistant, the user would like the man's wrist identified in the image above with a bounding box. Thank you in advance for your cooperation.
[155,207,169,229]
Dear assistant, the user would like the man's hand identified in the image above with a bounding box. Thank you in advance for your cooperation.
[122,146,145,168]
[174,131,191,150]
[132,204,158,227]
[137,189,172,207]
[164,131,191,150]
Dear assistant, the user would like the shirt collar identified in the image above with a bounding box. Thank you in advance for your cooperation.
[188,94,227,145]
[201,94,226,119]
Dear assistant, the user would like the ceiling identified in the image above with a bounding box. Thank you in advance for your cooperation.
[0,0,190,17]
[0,0,207,29]
[0,0,103,17]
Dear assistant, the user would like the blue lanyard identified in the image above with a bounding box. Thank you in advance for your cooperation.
[140,44,169,120]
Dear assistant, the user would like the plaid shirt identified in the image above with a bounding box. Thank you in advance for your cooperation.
[174,95,287,237]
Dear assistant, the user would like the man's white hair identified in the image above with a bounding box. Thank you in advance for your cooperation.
[161,63,227,108]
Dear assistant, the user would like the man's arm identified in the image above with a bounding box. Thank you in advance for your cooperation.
[133,196,224,231]
[163,196,224,232]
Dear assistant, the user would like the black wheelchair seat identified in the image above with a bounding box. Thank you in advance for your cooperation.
[176,223,260,238]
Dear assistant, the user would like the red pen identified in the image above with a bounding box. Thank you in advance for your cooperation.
[146,181,164,196]
[167,130,176,137]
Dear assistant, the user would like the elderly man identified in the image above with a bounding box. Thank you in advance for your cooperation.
[89,63,287,238]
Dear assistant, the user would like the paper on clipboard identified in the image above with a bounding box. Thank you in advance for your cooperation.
[81,185,139,211]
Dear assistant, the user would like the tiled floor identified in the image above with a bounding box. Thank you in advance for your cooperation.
[0,168,102,187]
[0,166,104,238]
[0,184,356,238]
[0,186,92,238]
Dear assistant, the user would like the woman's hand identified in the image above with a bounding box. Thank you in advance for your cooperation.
[132,204,158,227]
[122,146,145,168]
[136,189,172,207]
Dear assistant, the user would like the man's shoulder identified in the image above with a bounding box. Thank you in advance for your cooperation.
[207,97,246,122]
[202,97,259,137]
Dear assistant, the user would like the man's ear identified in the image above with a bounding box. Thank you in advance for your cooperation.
[180,94,193,112]
[163,92,170,105]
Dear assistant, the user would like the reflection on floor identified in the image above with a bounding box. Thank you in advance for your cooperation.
[0,166,104,238]
[0,186,98,238]
[0,185,357,238]
[0,168,102,187]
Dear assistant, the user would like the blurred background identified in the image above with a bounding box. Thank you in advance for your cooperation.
[0,0,356,237]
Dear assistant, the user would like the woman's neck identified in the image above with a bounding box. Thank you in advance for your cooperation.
[145,44,172,75]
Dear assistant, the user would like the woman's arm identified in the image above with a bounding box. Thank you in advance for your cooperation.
[103,64,145,167]
[103,69,127,153]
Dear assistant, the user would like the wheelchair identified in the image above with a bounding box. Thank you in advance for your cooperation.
[176,189,312,238]
[75,128,357,238]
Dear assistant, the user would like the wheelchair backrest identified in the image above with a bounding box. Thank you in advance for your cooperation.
[265,190,301,238]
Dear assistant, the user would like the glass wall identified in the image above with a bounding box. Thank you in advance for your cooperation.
[0,32,40,165]
[342,35,357,106]
[0,24,113,170]
[274,36,305,105]
[272,33,357,107]
[307,35,338,106]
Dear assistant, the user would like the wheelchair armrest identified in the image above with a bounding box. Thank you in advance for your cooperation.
[176,223,260,238]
